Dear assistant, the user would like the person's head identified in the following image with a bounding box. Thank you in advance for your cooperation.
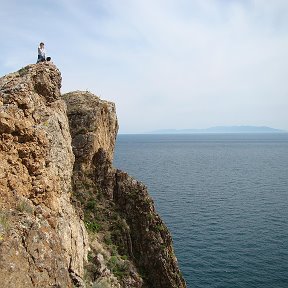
[40,42,44,48]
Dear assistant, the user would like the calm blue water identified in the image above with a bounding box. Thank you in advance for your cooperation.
[113,134,288,288]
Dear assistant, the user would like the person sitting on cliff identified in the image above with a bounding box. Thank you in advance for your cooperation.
[37,42,46,63]
[36,42,51,63]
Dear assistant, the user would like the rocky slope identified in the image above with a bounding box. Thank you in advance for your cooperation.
[0,63,186,287]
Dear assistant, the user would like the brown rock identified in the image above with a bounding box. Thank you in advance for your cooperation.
[64,91,186,287]
[0,63,88,287]
[0,63,186,288]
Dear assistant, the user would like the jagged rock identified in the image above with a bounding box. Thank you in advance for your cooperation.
[114,171,186,288]
[0,63,88,287]
[64,91,186,287]
[63,91,118,201]
[63,91,118,170]
[0,64,186,287]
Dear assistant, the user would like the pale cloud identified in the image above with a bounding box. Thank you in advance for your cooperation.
[1,0,288,132]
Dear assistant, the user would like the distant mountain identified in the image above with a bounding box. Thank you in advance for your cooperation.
[149,126,286,134]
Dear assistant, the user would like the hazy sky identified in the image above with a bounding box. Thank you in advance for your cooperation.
[1,0,288,133]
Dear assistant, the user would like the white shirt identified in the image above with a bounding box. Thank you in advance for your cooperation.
[38,46,46,57]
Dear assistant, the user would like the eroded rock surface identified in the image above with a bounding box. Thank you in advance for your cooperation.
[64,91,186,288]
[0,64,186,287]
[0,63,88,288]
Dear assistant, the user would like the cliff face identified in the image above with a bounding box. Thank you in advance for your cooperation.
[0,63,88,287]
[0,64,186,287]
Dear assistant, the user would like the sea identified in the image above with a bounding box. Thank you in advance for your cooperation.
[113,133,288,288]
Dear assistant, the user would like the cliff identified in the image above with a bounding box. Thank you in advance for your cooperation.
[0,63,186,287]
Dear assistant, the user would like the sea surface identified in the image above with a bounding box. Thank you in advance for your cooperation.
[113,133,288,288]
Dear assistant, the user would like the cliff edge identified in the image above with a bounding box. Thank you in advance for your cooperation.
[0,64,186,287]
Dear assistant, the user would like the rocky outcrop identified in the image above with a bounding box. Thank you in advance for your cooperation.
[114,172,186,288]
[64,92,186,288]
[0,63,88,287]
[63,91,118,199]
[0,64,186,287]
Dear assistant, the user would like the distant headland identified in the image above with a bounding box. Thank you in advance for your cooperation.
[149,126,287,134]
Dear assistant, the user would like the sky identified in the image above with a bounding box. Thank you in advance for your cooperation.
[1,0,288,133]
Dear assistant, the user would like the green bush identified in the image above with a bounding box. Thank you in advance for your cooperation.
[107,255,129,279]
[85,221,101,233]
[156,224,166,232]
[104,234,113,245]
[0,211,10,240]
[16,200,33,214]
[92,280,113,288]
[85,199,97,210]
[121,255,128,260]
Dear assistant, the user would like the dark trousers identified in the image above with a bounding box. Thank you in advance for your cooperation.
[37,55,45,63]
